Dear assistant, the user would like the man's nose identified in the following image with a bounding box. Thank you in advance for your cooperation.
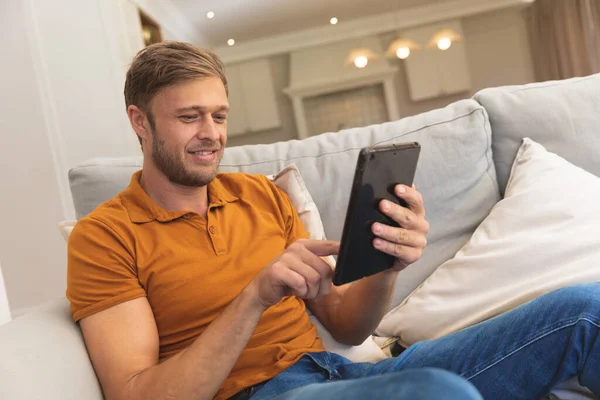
[197,117,220,141]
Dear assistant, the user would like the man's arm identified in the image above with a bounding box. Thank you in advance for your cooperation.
[80,289,263,400]
[307,184,429,345]
[79,240,339,400]
[307,270,399,345]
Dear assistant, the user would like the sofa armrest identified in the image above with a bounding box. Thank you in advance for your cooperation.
[0,298,103,399]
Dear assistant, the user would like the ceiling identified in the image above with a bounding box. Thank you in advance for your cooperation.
[169,0,452,46]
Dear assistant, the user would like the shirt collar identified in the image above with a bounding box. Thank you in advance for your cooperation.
[121,170,239,224]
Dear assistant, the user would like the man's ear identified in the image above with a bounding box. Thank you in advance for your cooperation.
[127,105,150,143]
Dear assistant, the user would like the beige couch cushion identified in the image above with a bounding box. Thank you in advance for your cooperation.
[0,299,103,399]
[475,73,600,195]
[378,138,600,345]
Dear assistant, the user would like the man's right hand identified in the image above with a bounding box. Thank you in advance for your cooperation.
[248,239,340,309]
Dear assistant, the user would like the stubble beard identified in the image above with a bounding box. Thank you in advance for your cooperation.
[151,132,222,187]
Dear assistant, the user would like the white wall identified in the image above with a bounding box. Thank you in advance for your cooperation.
[0,0,71,316]
[31,0,141,178]
[463,6,535,91]
[0,0,203,316]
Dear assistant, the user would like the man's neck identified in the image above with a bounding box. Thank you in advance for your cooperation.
[139,163,209,218]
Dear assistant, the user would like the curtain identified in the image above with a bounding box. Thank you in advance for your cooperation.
[528,0,600,81]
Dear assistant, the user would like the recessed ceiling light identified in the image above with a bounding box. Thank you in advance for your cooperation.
[354,55,368,68]
[396,47,410,60]
[437,37,452,51]
[206,11,215,19]
[330,17,338,25]
[227,39,235,46]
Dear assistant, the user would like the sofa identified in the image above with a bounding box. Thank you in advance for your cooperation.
[1,74,600,399]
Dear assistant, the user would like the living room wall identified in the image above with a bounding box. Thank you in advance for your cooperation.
[0,0,202,316]
[227,6,534,147]
[0,0,69,318]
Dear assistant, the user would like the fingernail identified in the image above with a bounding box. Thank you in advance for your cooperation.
[382,201,391,211]
[396,185,406,194]
[374,239,384,247]
[373,224,382,234]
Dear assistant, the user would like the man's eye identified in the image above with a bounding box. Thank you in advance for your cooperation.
[180,115,198,121]
[214,115,227,123]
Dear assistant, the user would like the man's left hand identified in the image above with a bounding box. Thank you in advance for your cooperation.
[371,184,429,272]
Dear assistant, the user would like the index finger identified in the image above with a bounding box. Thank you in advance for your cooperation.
[394,184,425,217]
[296,239,340,257]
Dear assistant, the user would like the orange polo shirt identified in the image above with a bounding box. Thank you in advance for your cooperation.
[66,171,325,399]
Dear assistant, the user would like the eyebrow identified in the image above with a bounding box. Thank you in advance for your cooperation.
[174,105,230,113]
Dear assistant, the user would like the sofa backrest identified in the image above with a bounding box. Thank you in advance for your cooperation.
[70,99,499,308]
[475,73,600,195]
[0,299,103,400]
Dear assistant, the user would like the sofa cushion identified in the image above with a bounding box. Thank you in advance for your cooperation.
[377,138,600,343]
[69,99,499,308]
[0,299,103,399]
[474,73,600,195]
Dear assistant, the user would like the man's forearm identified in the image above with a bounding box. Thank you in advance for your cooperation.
[125,286,266,400]
[334,269,399,345]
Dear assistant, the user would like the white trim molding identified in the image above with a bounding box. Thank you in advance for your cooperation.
[284,69,400,140]
[0,262,10,325]
[24,0,75,220]
[214,0,532,64]
[283,34,401,140]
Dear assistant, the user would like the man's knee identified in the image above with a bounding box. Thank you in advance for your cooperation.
[551,283,600,315]
[400,368,482,400]
[278,368,481,400]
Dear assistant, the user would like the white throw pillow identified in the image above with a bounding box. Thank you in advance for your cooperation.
[58,220,76,240]
[60,164,386,363]
[377,138,600,346]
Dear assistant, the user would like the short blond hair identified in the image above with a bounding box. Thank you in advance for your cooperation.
[124,41,227,139]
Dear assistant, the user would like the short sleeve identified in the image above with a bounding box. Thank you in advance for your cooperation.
[67,216,146,322]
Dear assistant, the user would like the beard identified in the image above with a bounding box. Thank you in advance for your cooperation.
[151,132,222,187]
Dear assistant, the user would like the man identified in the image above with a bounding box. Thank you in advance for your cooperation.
[67,41,600,400]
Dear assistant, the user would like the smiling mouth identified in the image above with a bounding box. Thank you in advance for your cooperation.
[188,150,218,155]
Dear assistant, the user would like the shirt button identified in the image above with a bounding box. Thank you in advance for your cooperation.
[209,226,216,234]
[182,214,191,220]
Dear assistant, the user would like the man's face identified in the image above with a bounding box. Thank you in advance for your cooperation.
[145,77,229,187]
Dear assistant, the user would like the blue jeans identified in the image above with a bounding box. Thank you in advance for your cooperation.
[248,283,600,400]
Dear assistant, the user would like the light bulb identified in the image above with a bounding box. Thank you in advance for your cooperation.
[354,55,368,68]
[142,28,151,42]
[227,39,235,46]
[437,38,452,51]
[396,47,410,59]
[330,17,338,25]
[206,11,215,19]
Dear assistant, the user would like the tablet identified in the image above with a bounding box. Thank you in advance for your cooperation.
[332,142,421,286]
